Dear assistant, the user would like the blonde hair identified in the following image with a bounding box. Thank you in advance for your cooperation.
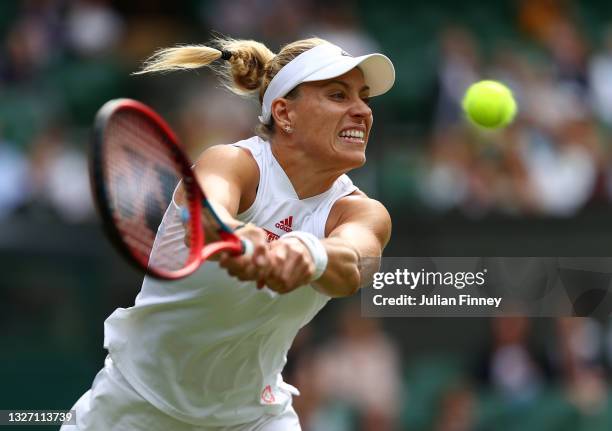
[135,36,327,139]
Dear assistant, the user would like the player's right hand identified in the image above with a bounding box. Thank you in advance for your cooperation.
[218,223,270,284]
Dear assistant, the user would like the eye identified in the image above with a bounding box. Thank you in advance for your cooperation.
[361,97,371,105]
[330,92,346,100]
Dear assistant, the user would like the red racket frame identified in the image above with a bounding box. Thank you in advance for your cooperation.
[91,99,245,280]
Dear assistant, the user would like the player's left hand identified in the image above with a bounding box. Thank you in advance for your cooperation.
[263,237,315,294]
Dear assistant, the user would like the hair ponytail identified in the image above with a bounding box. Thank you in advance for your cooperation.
[133,45,223,74]
[216,39,275,96]
[135,38,275,99]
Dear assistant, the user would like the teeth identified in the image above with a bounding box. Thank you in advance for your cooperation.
[339,129,365,139]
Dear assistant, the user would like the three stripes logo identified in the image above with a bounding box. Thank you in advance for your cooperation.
[275,216,293,232]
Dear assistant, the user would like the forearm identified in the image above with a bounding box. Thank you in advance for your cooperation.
[312,237,379,297]
[205,199,245,231]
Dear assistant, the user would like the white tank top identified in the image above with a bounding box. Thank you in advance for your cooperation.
[103,136,357,427]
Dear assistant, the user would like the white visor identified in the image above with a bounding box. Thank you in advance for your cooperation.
[259,42,395,124]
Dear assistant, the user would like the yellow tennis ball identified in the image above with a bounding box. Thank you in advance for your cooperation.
[462,80,517,129]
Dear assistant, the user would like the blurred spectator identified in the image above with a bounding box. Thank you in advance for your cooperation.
[518,0,569,44]
[556,318,607,415]
[28,125,94,223]
[65,0,124,58]
[545,20,590,93]
[519,121,599,217]
[0,130,30,219]
[434,26,480,128]
[177,83,259,158]
[433,381,477,431]
[199,0,312,46]
[0,2,62,83]
[476,317,546,405]
[198,0,264,38]
[589,25,612,128]
[305,2,380,56]
[418,128,471,213]
[310,302,401,431]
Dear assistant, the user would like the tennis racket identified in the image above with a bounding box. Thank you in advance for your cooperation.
[90,98,253,280]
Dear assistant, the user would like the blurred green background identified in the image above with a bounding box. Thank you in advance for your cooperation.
[2,0,612,430]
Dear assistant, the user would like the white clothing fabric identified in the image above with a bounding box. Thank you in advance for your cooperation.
[60,356,301,431]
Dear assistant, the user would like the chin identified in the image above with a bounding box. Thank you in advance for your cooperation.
[330,142,367,170]
[342,151,366,170]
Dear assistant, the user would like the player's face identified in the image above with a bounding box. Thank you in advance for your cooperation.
[290,68,373,171]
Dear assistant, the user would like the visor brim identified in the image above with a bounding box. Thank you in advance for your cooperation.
[302,53,395,97]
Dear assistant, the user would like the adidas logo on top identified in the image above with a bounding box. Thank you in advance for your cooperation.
[275,216,293,232]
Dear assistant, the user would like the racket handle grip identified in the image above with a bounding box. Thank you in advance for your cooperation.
[241,238,254,257]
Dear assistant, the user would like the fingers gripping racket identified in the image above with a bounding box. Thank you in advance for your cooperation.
[90,98,253,280]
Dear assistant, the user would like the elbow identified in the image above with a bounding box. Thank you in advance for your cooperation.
[343,266,361,297]
[345,246,363,296]
[330,248,361,297]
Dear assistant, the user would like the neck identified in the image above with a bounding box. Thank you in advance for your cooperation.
[270,135,343,199]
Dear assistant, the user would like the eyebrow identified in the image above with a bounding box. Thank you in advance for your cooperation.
[323,80,370,93]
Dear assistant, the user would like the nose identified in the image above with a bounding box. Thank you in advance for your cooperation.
[349,97,372,120]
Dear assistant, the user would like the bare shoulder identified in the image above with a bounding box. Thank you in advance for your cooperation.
[333,192,389,217]
[194,144,260,212]
[195,144,259,179]
[325,190,392,243]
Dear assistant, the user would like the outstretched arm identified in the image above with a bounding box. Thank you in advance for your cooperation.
[314,196,391,297]
[263,194,391,297]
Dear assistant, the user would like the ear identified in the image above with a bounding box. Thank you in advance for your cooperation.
[270,98,294,129]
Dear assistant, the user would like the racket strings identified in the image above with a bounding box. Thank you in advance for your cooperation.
[103,110,196,272]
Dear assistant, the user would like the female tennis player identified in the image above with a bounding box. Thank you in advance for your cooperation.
[63,36,395,430]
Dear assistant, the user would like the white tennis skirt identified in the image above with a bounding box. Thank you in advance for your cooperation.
[60,356,301,431]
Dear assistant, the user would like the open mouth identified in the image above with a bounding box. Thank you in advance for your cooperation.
[338,129,366,144]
